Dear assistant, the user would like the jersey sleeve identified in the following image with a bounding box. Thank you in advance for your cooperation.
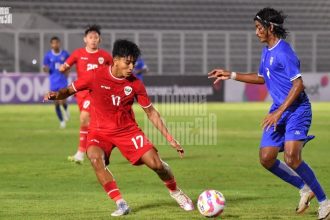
[65,49,78,67]
[134,80,152,108]
[104,51,113,65]
[282,50,301,81]
[43,52,50,67]
[72,71,94,92]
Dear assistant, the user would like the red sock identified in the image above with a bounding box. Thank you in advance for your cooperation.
[103,181,122,202]
[78,126,88,152]
[164,178,177,192]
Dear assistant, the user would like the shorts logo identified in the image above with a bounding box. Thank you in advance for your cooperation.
[124,86,133,95]
[294,130,301,135]
[98,57,104,64]
[91,139,100,143]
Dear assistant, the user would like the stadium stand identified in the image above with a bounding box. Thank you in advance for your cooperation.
[1,0,330,73]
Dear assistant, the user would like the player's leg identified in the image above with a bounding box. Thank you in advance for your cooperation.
[259,146,305,189]
[68,97,90,163]
[60,99,69,122]
[87,145,129,217]
[259,123,306,190]
[140,148,194,211]
[284,141,330,219]
[54,100,66,128]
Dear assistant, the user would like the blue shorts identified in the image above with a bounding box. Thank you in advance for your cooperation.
[50,81,68,91]
[260,103,315,151]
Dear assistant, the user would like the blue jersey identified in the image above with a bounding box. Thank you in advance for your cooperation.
[43,50,70,91]
[258,40,309,109]
[133,58,147,81]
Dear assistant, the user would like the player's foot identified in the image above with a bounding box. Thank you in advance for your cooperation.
[60,121,66,129]
[111,200,130,217]
[296,185,315,214]
[170,188,194,211]
[318,200,330,220]
[67,155,83,164]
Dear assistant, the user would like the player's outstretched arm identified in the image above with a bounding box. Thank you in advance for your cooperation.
[44,85,76,101]
[208,69,265,84]
[143,105,184,158]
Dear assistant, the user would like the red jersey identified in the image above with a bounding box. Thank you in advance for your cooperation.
[72,66,151,132]
[65,48,113,78]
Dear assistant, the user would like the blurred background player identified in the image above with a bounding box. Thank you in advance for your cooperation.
[43,36,70,128]
[44,39,194,216]
[59,25,113,163]
[208,7,330,220]
[132,56,148,81]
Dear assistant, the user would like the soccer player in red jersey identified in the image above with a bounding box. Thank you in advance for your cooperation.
[45,39,194,216]
[59,25,113,163]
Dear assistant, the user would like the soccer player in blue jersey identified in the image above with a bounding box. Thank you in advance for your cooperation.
[208,8,330,220]
[132,57,148,81]
[43,36,70,128]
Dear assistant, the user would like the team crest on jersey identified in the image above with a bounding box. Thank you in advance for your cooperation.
[270,56,274,65]
[124,86,133,95]
[60,56,65,61]
[98,57,104,64]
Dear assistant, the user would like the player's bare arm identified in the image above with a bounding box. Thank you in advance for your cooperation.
[44,85,76,101]
[143,104,184,158]
[208,69,265,84]
[262,77,305,131]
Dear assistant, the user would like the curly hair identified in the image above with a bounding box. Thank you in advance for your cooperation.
[254,7,288,39]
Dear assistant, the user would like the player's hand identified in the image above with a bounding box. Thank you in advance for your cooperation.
[208,69,231,84]
[43,91,58,102]
[169,139,184,158]
[59,64,69,73]
[261,109,283,131]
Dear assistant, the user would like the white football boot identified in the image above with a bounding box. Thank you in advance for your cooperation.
[170,188,194,211]
[296,185,315,214]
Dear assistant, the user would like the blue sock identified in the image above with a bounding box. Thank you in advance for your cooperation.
[62,103,68,111]
[294,161,327,202]
[268,159,305,189]
[55,105,63,122]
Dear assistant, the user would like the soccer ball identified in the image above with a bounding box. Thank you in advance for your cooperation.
[197,190,226,217]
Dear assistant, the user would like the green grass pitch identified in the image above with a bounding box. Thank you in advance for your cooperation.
[0,102,329,219]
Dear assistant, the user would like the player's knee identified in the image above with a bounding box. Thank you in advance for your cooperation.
[150,159,164,172]
[88,154,104,170]
[259,155,276,169]
[284,153,301,169]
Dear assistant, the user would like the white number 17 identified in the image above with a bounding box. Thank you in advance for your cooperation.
[131,135,143,149]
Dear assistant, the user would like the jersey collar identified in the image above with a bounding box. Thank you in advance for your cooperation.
[109,66,126,83]
[268,39,282,51]
[85,47,99,54]
[51,49,62,56]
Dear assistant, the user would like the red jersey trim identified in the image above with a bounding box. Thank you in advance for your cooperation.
[140,103,152,108]
[85,47,99,54]
[71,82,77,92]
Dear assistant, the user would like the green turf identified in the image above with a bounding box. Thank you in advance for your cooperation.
[0,102,329,219]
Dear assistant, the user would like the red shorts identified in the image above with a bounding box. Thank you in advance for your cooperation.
[86,126,155,165]
[75,90,91,112]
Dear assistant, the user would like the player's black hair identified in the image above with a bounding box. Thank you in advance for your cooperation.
[112,39,141,63]
[50,36,60,42]
[84,24,101,36]
[254,7,288,39]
